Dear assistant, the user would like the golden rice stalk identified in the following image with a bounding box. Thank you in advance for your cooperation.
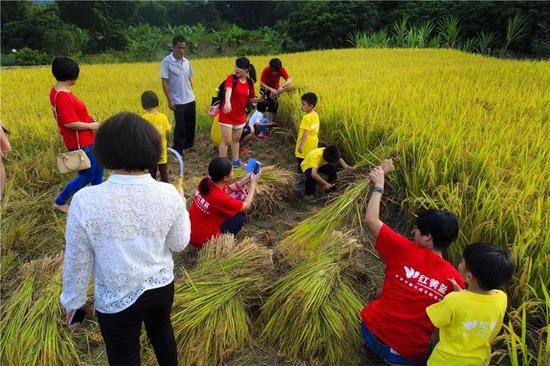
[0,253,80,366]
[172,236,273,366]
[232,166,299,219]
[278,160,393,262]
[259,232,364,365]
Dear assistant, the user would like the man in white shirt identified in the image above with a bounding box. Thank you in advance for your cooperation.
[161,36,196,154]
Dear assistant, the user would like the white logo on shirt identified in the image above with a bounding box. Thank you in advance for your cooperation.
[398,266,451,301]
[404,266,420,279]
[459,320,498,338]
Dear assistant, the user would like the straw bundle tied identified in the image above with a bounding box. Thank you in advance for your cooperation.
[260,231,364,365]
[0,253,80,366]
[278,159,394,262]
[171,235,273,366]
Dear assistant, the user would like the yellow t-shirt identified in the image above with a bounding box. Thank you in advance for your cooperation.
[300,147,326,172]
[142,112,171,164]
[295,111,320,158]
[427,290,507,366]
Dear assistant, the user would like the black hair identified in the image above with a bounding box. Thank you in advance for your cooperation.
[52,57,80,81]
[172,35,187,46]
[322,145,341,163]
[415,209,459,250]
[269,58,282,71]
[463,243,514,290]
[301,92,318,107]
[94,112,161,171]
[236,56,257,83]
[199,157,233,195]
[256,101,268,113]
[141,90,159,109]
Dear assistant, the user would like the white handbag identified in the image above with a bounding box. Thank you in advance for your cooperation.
[52,91,91,174]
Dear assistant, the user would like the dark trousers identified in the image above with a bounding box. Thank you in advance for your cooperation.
[96,282,178,366]
[149,163,169,183]
[173,101,196,153]
[296,157,304,174]
[220,213,246,236]
[304,164,337,195]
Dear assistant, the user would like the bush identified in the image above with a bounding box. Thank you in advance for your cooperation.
[15,48,51,66]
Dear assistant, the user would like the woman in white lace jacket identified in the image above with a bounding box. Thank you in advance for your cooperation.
[60,112,190,366]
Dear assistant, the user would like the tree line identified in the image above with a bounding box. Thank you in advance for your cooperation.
[1,1,548,66]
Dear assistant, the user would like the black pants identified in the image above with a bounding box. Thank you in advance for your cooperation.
[220,213,246,236]
[173,101,196,152]
[96,282,178,366]
[149,163,169,183]
[296,157,304,174]
[304,164,337,195]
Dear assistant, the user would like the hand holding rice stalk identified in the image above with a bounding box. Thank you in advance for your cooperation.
[278,159,394,262]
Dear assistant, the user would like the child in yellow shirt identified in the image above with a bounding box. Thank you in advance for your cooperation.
[295,92,319,172]
[141,91,171,183]
[426,243,514,366]
[300,145,351,195]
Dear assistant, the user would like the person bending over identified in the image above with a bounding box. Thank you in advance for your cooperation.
[189,157,259,247]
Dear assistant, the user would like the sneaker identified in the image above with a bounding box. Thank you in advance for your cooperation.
[239,149,249,155]
[294,177,304,188]
[257,133,269,140]
[232,160,244,168]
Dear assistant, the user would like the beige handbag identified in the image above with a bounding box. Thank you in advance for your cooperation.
[52,91,91,174]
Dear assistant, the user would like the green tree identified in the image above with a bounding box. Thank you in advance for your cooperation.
[287,1,380,49]
[57,1,138,52]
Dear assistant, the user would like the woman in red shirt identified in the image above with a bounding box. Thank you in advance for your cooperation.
[260,58,292,122]
[360,166,464,365]
[189,157,259,247]
[50,57,103,213]
[218,57,264,168]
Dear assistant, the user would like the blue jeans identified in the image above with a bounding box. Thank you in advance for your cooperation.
[55,145,104,205]
[361,323,425,366]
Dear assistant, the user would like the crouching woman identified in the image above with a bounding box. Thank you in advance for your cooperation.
[189,157,258,247]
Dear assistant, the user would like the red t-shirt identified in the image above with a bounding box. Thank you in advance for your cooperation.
[360,224,464,360]
[50,88,94,150]
[189,179,244,246]
[219,75,256,125]
[260,66,289,90]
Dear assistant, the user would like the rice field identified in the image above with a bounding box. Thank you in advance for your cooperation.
[1,49,549,365]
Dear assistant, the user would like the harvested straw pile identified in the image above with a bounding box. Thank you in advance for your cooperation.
[0,253,80,366]
[171,235,273,366]
[232,165,298,219]
[278,159,394,262]
[260,232,364,365]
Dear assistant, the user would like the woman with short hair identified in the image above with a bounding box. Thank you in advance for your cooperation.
[60,112,190,366]
[50,56,103,213]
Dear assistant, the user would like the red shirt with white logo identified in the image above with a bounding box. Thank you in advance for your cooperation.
[50,88,94,150]
[260,66,289,90]
[219,75,255,125]
[189,179,243,247]
[360,224,464,360]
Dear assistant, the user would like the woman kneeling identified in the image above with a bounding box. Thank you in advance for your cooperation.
[189,157,259,247]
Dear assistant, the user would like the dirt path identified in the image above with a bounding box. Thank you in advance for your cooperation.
[166,127,387,365]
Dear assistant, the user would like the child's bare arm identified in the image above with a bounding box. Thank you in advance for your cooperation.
[298,130,309,153]
[311,168,331,188]
[339,158,352,169]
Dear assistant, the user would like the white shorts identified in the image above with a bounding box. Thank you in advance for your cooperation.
[219,122,246,130]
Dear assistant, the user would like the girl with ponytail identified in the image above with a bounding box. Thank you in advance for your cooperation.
[218,57,264,167]
[189,157,259,247]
